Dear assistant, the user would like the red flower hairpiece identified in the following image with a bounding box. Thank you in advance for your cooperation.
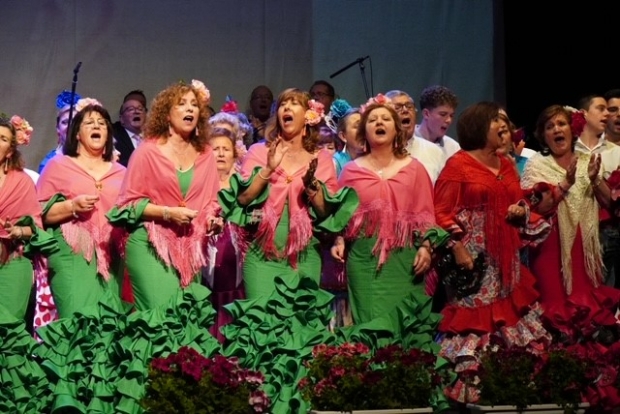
[221,100,238,113]
[563,106,586,137]
[511,127,526,146]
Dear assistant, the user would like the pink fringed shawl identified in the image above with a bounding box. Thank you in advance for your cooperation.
[116,140,221,287]
[36,155,126,279]
[241,143,338,266]
[0,170,43,263]
[338,158,436,266]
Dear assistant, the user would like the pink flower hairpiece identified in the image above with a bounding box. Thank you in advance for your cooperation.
[359,93,391,114]
[563,105,587,137]
[75,98,103,113]
[191,79,211,106]
[305,99,325,126]
[10,115,33,146]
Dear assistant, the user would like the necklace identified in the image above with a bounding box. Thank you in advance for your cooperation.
[368,155,394,177]
[170,142,192,170]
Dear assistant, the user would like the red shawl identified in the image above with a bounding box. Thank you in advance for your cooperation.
[338,158,436,266]
[435,150,523,291]
[36,155,126,279]
[116,140,221,287]
[0,170,43,263]
[240,143,338,266]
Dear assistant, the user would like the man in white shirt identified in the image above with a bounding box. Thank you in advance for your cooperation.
[384,90,445,183]
[113,90,147,166]
[414,85,460,159]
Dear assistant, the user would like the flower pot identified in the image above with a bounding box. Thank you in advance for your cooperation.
[467,403,590,414]
[309,409,433,414]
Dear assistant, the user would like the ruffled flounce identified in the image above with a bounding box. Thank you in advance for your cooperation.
[0,305,51,414]
[439,266,542,335]
[35,284,221,413]
[439,302,551,404]
[222,274,452,413]
[221,274,335,414]
[540,284,620,340]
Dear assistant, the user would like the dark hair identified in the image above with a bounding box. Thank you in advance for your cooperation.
[534,105,574,156]
[356,103,408,158]
[122,89,147,106]
[604,89,620,101]
[0,118,24,171]
[63,104,115,161]
[419,85,458,110]
[264,88,320,153]
[309,80,335,98]
[576,94,601,111]
[209,126,239,159]
[144,82,211,153]
[456,101,501,151]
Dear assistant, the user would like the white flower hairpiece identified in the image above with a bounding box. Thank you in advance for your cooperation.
[10,115,33,146]
[75,97,103,113]
[191,79,211,106]
[305,100,325,126]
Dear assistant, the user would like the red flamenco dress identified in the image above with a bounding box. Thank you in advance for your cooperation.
[434,151,551,403]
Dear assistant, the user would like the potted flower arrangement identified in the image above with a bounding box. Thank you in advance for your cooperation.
[141,346,270,413]
[468,339,593,414]
[299,342,445,413]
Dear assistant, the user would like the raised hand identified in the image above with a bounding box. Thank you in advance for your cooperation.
[266,137,288,172]
[566,156,578,185]
[588,153,601,183]
[302,157,319,192]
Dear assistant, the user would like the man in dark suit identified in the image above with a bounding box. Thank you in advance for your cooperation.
[113,90,147,166]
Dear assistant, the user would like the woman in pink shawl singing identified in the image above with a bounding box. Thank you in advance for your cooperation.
[108,81,222,310]
[331,96,449,338]
[218,88,358,299]
[0,114,55,320]
[37,101,126,318]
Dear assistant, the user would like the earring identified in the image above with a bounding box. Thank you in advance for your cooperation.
[3,158,8,173]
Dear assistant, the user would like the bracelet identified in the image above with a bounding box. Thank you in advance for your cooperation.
[258,168,272,181]
[17,226,24,239]
[163,206,170,221]
[419,244,433,255]
[70,200,79,218]
[592,177,602,188]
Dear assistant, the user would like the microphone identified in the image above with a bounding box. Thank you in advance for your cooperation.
[329,56,369,79]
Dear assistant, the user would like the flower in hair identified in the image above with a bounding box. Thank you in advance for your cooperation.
[221,95,238,113]
[191,79,211,105]
[360,93,391,114]
[75,97,103,113]
[304,99,325,126]
[56,90,82,110]
[10,115,33,146]
[324,99,353,133]
[563,105,587,137]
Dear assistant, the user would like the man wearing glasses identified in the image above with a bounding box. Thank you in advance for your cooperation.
[113,90,148,166]
[385,90,445,183]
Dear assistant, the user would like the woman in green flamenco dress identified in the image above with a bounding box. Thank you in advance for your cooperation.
[332,97,449,344]
[218,88,358,413]
[0,114,57,413]
[219,88,358,299]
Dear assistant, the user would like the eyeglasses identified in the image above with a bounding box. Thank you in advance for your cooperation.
[393,103,415,112]
[122,106,146,114]
[83,119,107,128]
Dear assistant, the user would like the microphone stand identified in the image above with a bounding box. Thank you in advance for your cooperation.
[329,56,371,99]
[67,62,82,129]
